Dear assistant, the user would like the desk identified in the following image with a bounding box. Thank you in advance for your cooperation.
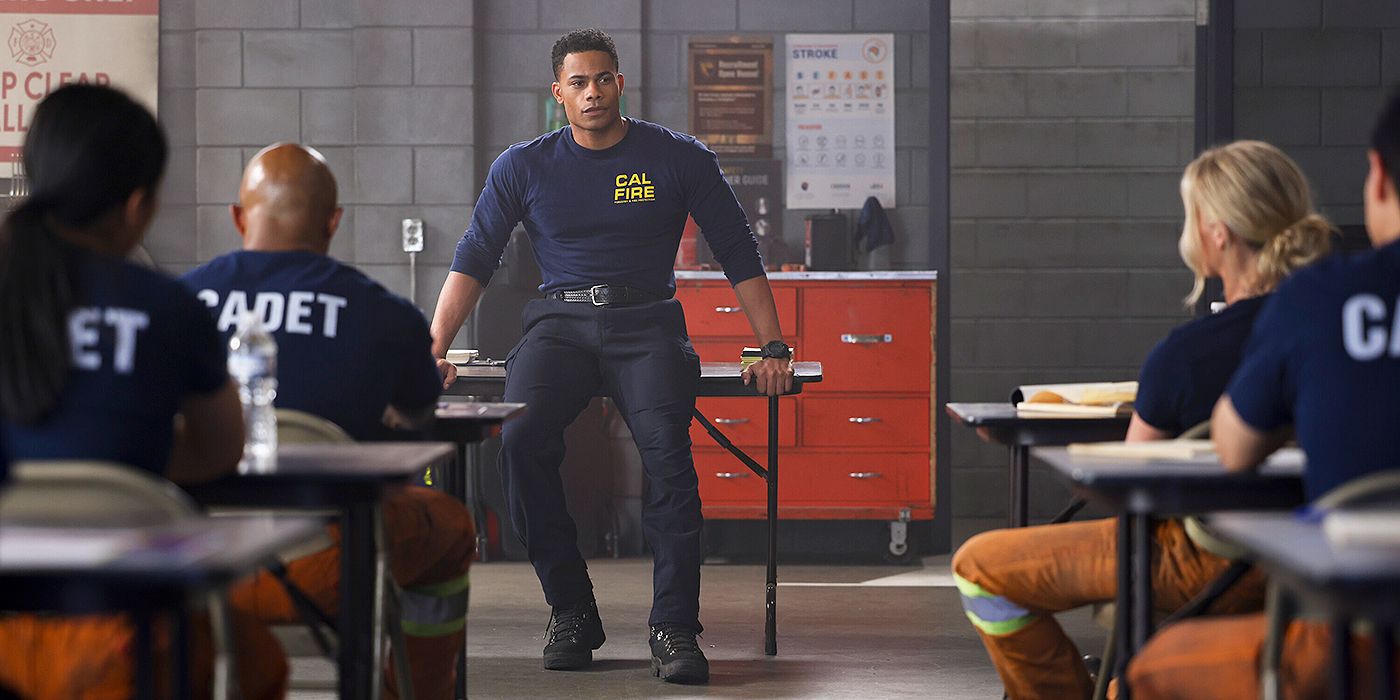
[445,360,823,656]
[187,442,454,700]
[945,403,1130,527]
[0,516,324,698]
[431,400,527,559]
[1209,512,1400,699]
[1033,447,1305,697]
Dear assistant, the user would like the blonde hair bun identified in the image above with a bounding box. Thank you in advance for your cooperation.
[1178,140,1334,305]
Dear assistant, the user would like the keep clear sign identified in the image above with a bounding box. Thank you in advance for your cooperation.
[785,33,895,210]
[0,0,159,176]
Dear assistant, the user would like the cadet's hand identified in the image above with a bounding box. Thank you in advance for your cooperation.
[436,358,458,391]
[742,357,794,397]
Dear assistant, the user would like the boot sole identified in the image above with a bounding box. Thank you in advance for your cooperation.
[544,650,592,671]
[651,656,709,684]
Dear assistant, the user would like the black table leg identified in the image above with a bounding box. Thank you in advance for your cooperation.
[342,504,376,700]
[1008,446,1029,528]
[1330,618,1352,700]
[173,608,192,700]
[1131,514,1153,653]
[1374,623,1394,700]
[1114,515,1133,700]
[134,611,155,700]
[765,394,778,657]
[470,442,490,563]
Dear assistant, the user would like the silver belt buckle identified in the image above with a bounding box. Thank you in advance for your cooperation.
[590,284,607,306]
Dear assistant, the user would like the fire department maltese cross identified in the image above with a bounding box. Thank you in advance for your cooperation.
[9,20,55,67]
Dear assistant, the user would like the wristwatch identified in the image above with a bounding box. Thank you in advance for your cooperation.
[759,340,792,360]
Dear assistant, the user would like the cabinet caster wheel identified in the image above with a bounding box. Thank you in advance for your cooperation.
[883,517,915,565]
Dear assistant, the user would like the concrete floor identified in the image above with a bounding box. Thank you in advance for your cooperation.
[291,552,1107,699]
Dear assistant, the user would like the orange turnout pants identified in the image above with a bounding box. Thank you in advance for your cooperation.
[1129,615,1400,699]
[0,610,287,700]
[229,485,475,700]
[952,517,1266,700]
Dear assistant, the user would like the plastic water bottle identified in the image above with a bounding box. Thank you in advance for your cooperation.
[229,312,278,473]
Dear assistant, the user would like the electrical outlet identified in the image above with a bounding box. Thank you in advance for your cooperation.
[401,218,424,253]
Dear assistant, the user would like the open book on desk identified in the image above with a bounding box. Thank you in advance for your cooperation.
[1013,381,1138,418]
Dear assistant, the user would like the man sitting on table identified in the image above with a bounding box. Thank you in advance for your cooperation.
[182,143,473,700]
[1124,89,1400,699]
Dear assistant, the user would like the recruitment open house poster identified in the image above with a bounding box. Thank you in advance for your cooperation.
[0,0,158,176]
[785,33,896,210]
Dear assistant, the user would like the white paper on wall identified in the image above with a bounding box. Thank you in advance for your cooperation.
[785,33,896,210]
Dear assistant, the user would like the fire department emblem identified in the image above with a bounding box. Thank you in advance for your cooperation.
[9,20,55,67]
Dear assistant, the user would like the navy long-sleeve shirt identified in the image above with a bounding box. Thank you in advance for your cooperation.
[451,118,764,295]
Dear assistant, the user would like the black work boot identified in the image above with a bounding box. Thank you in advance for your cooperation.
[648,623,709,684]
[542,600,606,670]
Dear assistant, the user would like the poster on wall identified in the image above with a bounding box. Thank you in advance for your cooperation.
[722,159,787,265]
[689,38,772,158]
[0,0,159,177]
[785,33,895,210]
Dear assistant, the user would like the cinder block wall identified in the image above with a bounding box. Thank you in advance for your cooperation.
[151,0,476,346]
[947,0,1198,524]
[1234,0,1400,227]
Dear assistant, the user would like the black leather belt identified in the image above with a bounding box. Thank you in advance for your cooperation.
[547,284,666,306]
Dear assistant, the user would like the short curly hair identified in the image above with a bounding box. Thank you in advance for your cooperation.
[551,28,618,79]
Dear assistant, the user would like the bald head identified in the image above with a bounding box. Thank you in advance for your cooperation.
[231,143,342,254]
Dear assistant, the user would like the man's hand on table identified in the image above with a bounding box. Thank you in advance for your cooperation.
[742,357,794,396]
[436,358,458,391]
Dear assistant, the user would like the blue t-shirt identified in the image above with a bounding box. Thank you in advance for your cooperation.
[1,249,228,475]
[1135,295,1269,436]
[452,118,765,295]
[182,251,441,442]
[1227,239,1400,501]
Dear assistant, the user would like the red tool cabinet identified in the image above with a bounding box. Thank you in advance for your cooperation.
[675,271,937,555]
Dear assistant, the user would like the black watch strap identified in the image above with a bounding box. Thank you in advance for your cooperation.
[760,340,791,359]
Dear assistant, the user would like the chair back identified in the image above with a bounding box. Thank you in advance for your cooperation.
[1177,420,1211,440]
[276,409,353,445]
[0,460,199,527]
[1315,470,1400,509]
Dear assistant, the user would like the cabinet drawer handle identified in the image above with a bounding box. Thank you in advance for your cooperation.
[713,417,750,425]
[841,333,893,344]
[848,417,882,424]
[714,306,743,314]
[715,472,751,479]
[848,472,883,479]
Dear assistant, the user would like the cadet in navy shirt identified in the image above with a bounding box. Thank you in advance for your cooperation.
[5,251,231,474]
[0,87,243,486]
[184,146,440,440]
[1213,103,1400,496]
[1132,295,1269,436]
[430,31,794,683]
[183,148,440,442]
[1128,90,1400,700]
[1220,246,1400,499]
[0,85,278,699]
[954,141,1332,699]
[181,144,473,698]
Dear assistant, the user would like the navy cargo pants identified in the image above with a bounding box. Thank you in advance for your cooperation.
[499,297,704,630]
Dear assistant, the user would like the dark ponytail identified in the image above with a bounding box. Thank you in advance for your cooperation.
[0,84,167,423]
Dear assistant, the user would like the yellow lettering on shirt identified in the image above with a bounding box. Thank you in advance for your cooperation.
[613,171,657,204]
